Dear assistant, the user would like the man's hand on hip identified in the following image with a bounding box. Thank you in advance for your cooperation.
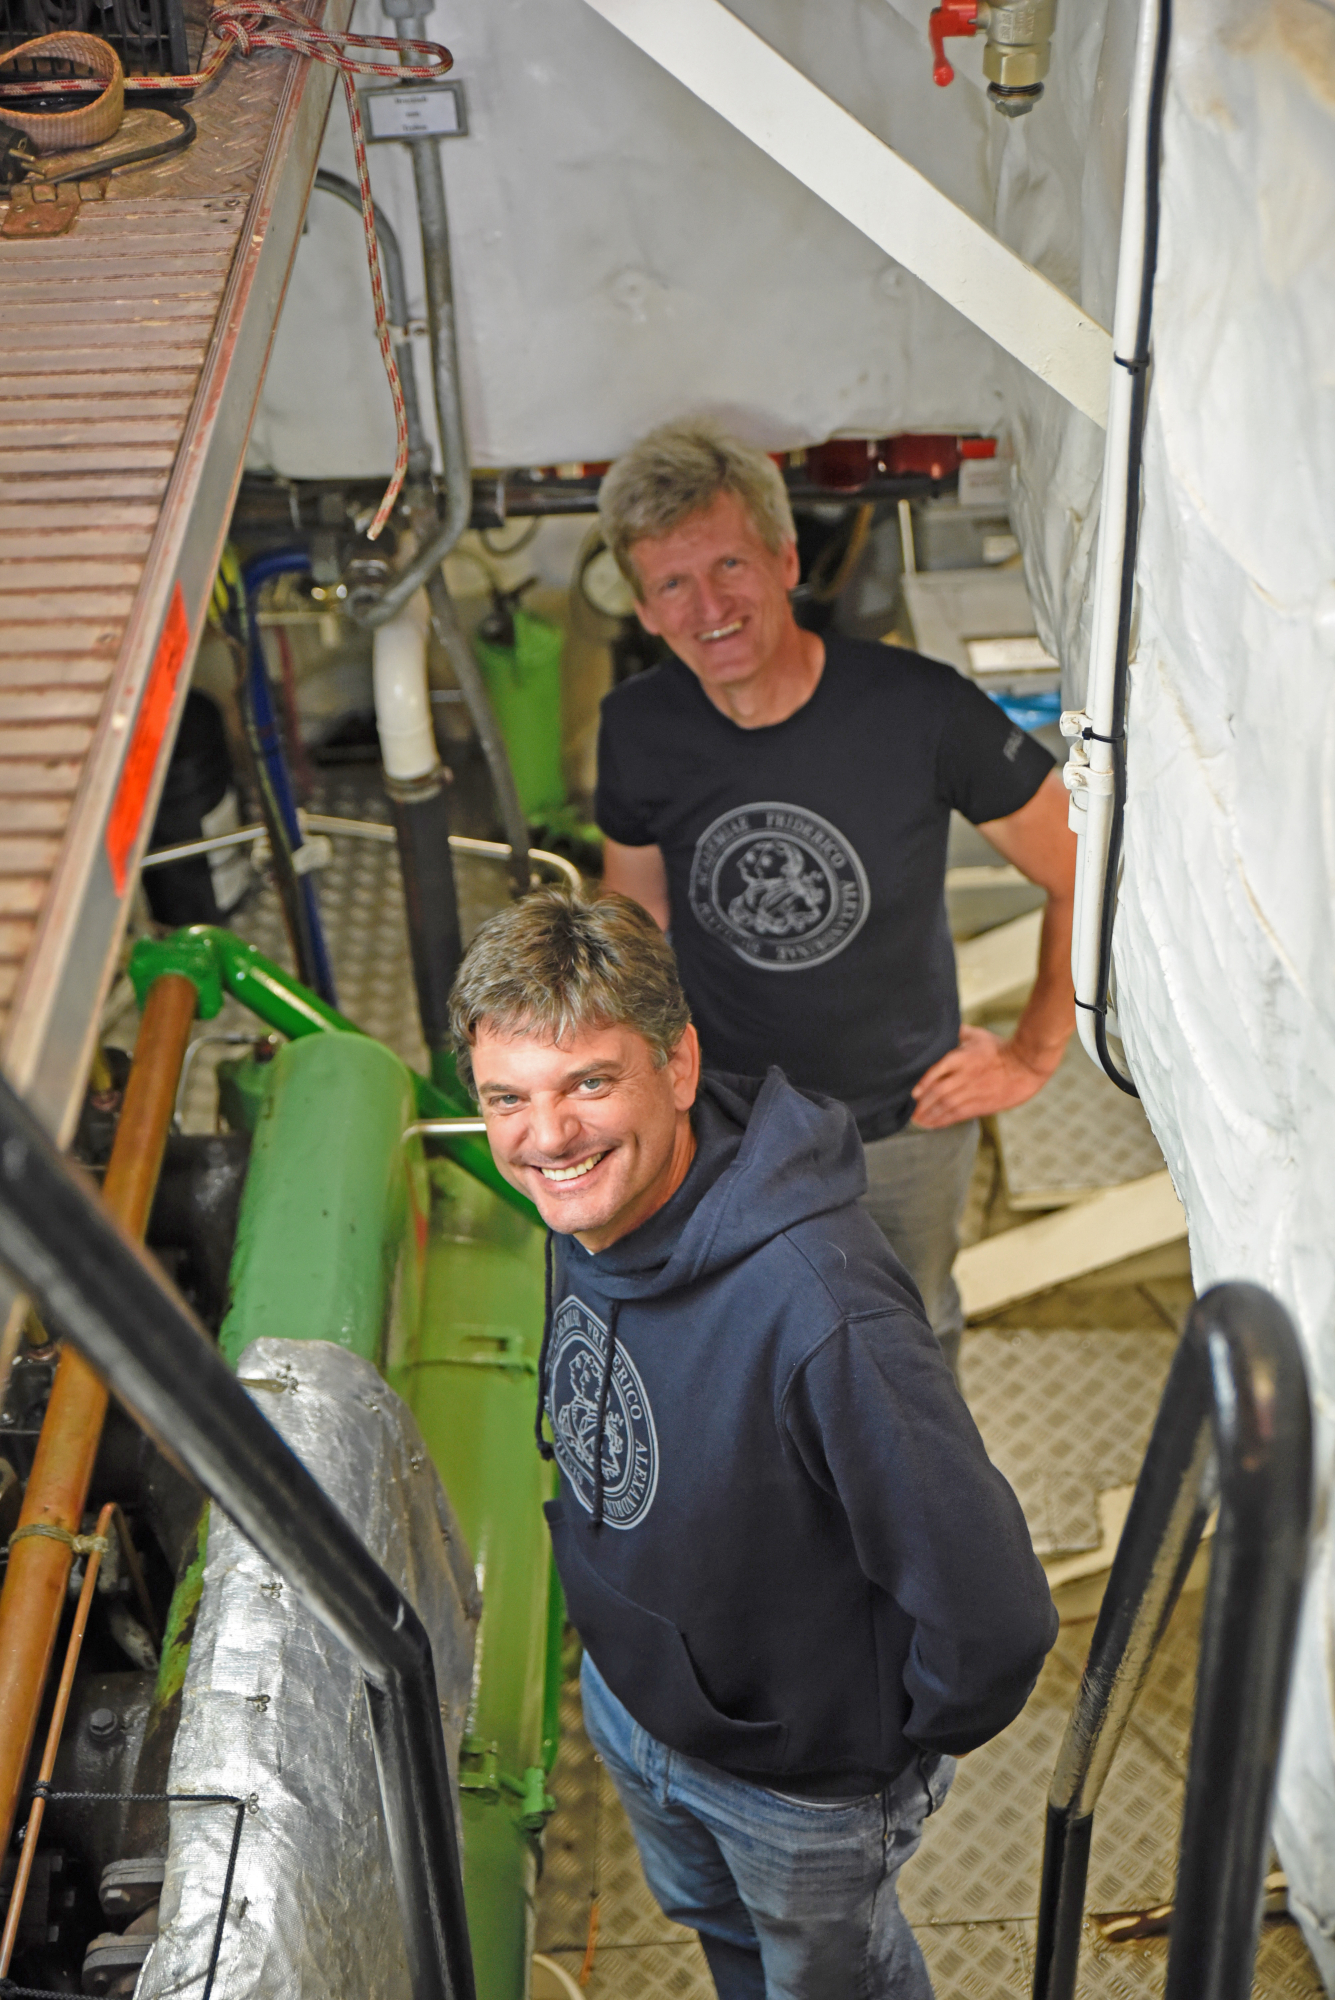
[909,1024,1060,1128]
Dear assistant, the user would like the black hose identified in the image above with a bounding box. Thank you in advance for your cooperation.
[390,777,464,1054]
[1088,0,1173,1097]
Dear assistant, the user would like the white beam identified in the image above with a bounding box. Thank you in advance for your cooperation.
[955,1170,1188,1318]
[955,907,1043,1019]
[580,0,1111,427]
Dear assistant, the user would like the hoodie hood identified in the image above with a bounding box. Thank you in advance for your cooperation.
[567,1066,867,1302]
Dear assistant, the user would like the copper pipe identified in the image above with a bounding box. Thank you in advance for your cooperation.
[0,973,197,1854]
[0,1501,115,1976]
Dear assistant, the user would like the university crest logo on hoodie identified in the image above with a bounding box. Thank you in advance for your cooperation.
[548,1296,659,1529]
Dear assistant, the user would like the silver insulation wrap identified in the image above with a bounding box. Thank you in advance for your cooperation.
[137,1337,480,1999]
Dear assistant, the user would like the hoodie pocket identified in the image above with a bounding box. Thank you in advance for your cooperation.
[547,1502,787,1770]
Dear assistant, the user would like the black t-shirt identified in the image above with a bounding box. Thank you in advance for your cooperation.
[595,637,1054,1140]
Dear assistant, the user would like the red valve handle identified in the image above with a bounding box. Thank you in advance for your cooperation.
[929,0,979,86]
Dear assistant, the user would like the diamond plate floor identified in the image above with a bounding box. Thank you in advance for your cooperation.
[958,1329,1180,1556]
[993,1034,1164,1211]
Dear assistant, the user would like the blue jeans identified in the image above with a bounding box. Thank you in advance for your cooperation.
[580,1654,954,1999]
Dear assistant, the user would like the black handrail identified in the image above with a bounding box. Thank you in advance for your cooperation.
[1033,1282,1311,2000]
[0,1072,476,2000]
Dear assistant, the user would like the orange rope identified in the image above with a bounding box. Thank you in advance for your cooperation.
[0,0,454,539]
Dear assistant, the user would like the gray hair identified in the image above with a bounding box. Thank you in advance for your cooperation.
[598,420,796,592]
[448,890,692,1096]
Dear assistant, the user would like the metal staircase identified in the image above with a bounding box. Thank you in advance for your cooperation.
[0,10,349,1144]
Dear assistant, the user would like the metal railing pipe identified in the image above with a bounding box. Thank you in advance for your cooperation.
[0,1070,476,2000]
[1033,1282,1310,2000]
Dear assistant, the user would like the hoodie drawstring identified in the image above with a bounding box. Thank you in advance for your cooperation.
[535,1231,556,1461]
[591,1300,620,1532]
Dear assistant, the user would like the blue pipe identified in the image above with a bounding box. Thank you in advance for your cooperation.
[242,550,337,1007]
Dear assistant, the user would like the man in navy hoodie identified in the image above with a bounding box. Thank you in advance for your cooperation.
[449,890,1057,2000]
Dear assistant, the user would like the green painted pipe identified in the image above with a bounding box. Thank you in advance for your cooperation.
[128,927,537,1224]
[219,1035,424,1371]
[164,960,557,2000]
[473,606,566,824]
[388,1154,554,2000]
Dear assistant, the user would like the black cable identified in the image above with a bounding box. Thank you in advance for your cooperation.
[1087,0,1173,1099]
[36,104,196,188]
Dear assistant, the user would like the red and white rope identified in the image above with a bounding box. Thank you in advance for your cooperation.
[0,0,452,538]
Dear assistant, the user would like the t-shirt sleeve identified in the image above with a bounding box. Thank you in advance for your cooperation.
[935,673,1055,824]
[594,693,656,847]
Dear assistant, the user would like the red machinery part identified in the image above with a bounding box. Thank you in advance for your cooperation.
[929,0,979,86]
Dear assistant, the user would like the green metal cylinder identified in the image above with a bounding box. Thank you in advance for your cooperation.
[473,607,566,824]
[220,1033,425,1371]
[389,1155,553,2000]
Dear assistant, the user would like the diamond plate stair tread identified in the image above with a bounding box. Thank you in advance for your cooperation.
[958,1329,1178,1555]
[1010,1917,1324,1998]
[916,1920,1031,1995]
[539,1946,713,2000]
[900,1637,1185,1925]
[995,1030,1164,1209]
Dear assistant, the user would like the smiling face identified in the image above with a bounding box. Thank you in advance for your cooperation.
[471,1019,700,1252]
[630,490,802,702]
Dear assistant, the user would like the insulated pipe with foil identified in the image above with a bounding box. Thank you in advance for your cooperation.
[1060,0,1169,1096]
[373,590,465,1064]
[0,971,197,1856]
[0,1069,477,2000]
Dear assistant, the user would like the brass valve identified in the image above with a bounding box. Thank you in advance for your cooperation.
[928,0,1056,116]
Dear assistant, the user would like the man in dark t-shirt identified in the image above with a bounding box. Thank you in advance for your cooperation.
[596,423,1077,1372]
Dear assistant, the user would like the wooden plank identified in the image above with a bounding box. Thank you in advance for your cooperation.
[0,625,119,656]
[0,799,72,835]
[0,688,106,722]
[0,760,83,795]
[956,908,1043,1019]
[0,449,176,476]
[0,723,95,760]
[0,657,115,688]
[0,590,138,622]
[955,1170,1188,1319]
[0,837,62,875]
[0,919,36,961]
[0,376,199,403]
[0,879,46,916]
[0,561,146,591]
[0,475,169,502]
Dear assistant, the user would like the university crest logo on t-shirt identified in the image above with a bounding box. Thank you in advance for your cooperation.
[688,801,870,970]
[548,1296,659,1529]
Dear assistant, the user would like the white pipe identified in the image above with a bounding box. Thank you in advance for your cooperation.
[1063,0,1163,1074]
[372,588,438,783]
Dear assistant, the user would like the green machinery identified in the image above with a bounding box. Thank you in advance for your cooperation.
[130,928,559,2000]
